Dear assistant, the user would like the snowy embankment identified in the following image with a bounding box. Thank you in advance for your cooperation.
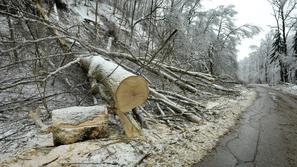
[271,83,297,96]
[1,86,256,166]
[259,83,297,96]
[70,1,147,39]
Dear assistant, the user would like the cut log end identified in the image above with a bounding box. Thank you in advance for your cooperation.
[116,76,149,113]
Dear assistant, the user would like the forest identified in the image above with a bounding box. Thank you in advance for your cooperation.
[0,0,296,166]
[239,0,297,84]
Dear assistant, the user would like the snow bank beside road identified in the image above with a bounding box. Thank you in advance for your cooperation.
[262,83,297,96]
[141,87,257,166]
[1,86,257,166]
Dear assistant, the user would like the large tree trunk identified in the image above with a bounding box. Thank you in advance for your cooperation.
[80,55,149,137]
[51,106,109,145]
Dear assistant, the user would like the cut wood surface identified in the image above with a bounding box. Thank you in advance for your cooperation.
[51,106,108,145]
[80,55,149,137]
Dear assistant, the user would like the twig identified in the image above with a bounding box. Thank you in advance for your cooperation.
[134,152,152,167]
[41,156,59,166]
[137,29,178,72]
[156,103,165,116]
[43,58,80,82]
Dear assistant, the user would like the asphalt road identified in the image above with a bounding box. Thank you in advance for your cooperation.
[195,86,297,167]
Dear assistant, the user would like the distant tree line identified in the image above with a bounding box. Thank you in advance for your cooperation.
[239,0,297,84]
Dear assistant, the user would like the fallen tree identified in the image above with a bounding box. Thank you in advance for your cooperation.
[2,1,240,142]
[80,55,149,137]
[31,2,150,138]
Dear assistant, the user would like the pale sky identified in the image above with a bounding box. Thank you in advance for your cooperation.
[201,0,275,61]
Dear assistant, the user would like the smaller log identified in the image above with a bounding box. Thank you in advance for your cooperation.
[51,106,108,145]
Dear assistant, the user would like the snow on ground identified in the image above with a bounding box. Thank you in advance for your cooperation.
[276,83,297,95]
[69,1,148,45]
[1,86,257,166]
[72,4,101,24]
[70,1,146,35]
[261,83,297,96]
[0,16,8,36]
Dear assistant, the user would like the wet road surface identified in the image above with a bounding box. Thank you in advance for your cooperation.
[195,86,297,167]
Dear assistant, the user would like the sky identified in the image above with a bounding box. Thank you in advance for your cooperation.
[201,0,275,61]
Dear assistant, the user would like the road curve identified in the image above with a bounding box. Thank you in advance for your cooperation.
[195,86,297,167]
